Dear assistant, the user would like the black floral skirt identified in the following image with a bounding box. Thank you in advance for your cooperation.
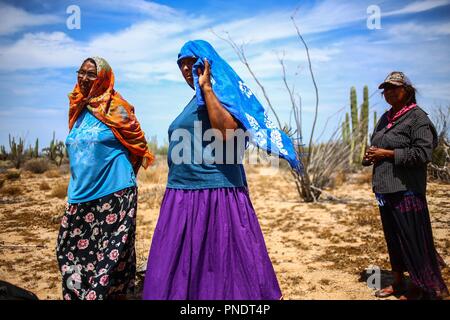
[56,186,137,300]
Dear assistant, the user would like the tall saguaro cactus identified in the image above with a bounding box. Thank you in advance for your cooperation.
[373,111,378,131]
[0,145,7,161]
[342,113,351,145]
[358,86,369,163]
[350,87,358,164]
[34,138,39,158]
[342,86,372,166]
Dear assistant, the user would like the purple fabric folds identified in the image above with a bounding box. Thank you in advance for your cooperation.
[142,187,282,300]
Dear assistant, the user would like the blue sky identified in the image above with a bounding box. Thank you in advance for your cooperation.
[0,0,450,150]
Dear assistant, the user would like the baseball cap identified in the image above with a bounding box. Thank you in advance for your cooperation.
[378,71,412,89]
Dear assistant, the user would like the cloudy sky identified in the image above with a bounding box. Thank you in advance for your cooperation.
[0,0,449,149]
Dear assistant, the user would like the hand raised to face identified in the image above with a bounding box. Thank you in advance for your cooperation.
[197,58,212,91]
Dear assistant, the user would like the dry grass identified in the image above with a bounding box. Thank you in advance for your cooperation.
[137,159,168,185]
[1,155,448,300]
[0,185,23,196]
[331,170,347,189]
[45,170,61,178]
[354,169,372,185]
[139,185,165,210]
[39,181,51,191]
[24,159,50,174]
[5,169,21,180]
[0,160,13,169]
[50,182,68,199]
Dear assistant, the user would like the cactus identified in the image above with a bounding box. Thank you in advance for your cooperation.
[358,86,369,163]
[34,138,39,158]
[342,86,372,166]
[26,145,33,158]
[350,87,358,164]
[9,134,25,169]
[373,111,378,131]
[43,131,66,166]
[0,145,7,161]
[342,112,351,145]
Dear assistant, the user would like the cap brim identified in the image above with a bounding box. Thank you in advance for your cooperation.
[379,81,403,89]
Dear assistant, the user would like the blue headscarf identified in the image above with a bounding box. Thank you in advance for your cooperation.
[177,40,302,172]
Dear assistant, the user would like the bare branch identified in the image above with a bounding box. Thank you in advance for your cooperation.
[211,29,283,129]
[291,10,319,168]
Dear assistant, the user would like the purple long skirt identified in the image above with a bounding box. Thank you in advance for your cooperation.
[142,187,282,300]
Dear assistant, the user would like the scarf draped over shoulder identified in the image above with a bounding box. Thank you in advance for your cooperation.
[68,56,154,170]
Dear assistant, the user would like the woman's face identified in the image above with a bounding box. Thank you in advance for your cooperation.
[77,60,97,97]
[179,57,197,89]
[382,84,407,106]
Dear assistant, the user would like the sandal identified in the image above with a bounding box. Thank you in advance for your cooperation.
[375,283,407,298]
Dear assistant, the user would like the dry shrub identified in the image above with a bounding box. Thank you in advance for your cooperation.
[5,169,21,180]
[138,161,168,185]
[50,181,68,199]
[354,169,372,185]
[24,158,49,174]
[0,185,23,196]
[39,181,51,191]
[327,170,347,190]
[139,185,165,209]
[58,163,70,175]
[333,170,347,188]
[45,169,61,178]
[0,160,13,170]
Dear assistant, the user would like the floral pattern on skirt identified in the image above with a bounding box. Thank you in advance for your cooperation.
[56,186,137,300]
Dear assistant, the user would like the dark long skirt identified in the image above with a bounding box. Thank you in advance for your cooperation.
[142,187,282,300]
[56,186,137,300]
[376,191,449,298]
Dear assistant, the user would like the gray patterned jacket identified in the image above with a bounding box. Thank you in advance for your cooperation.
[370,106,438,194]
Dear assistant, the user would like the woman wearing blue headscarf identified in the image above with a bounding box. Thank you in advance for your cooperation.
[142,40,300,300]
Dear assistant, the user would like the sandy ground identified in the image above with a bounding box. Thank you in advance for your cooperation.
[0,159,449,300]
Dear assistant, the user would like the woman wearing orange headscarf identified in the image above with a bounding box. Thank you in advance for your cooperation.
[56,57,153,300]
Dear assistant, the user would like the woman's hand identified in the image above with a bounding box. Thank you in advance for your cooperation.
[196,58,238,140]
[197,58,212,91]
[366,146,394,163]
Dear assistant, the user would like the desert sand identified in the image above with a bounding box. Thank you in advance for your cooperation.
[0,158,449,300]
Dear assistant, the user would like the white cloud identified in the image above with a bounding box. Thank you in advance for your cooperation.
[90,0,180,19]
[0,3,62,36]
[0,31,88,70]
[385,0,450,16]
[194,0,369,44]
[386,21,450,40]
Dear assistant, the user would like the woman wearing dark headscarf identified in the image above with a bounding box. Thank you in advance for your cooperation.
[364,71,448,300]
[56,57,154,300]
[142,40,301,300]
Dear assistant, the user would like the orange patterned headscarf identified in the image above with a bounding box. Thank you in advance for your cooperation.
[68,56,154,171]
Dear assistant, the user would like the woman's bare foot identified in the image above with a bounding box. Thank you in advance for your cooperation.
[375,283,407,298]
[399,285,424,300]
